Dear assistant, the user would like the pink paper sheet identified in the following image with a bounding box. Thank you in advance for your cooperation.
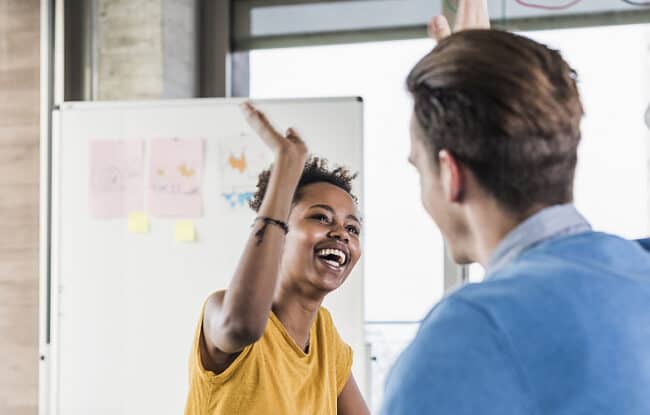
[89,139,144,218]
[149,138,204,217]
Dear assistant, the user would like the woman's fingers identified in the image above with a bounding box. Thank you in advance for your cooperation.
[241,102,284,150]
[428,15,452,42]
[241,102,308,163]
[285,127,305,144]
[284,127,309,162]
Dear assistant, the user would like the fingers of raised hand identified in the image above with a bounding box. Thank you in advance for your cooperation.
[241,102,285,148]
[241,102,308,160]
[285,127,305,144]
[454,0,490,31]
[428,15,452,42]
[284,127,308,158]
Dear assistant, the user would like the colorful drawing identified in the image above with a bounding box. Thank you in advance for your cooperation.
[149,138,204,218]
[89,139,144,218]
[218,134,271,208]
[178,163,195,177]
[228,153,247,174]
[222,192,254,208]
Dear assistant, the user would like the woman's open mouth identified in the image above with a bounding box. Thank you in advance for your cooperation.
[315,248,348,271]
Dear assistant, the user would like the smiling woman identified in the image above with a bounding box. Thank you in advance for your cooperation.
[251,157,360,278]
[184,104,370,415]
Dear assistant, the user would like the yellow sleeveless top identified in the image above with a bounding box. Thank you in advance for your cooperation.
[184,306,353,414]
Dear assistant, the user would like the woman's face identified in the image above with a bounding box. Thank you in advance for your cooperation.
[281,182,362,295]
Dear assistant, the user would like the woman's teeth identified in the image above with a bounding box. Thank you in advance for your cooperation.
[323,259,340,267]
[316,248,347,266]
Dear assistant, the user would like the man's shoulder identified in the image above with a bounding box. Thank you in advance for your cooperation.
[520,231,650,268]
[484,231,650,285]
[637,238,650,253]
[453,233,647,306]
[433,231,650,352]
[383,285,534,414]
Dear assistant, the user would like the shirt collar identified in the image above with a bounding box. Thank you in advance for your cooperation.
[485,203,592,277]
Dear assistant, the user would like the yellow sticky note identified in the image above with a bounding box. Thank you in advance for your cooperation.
[128,212,149,233]
[174,220,196,242]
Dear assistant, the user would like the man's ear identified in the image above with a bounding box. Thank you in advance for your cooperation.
[438,149,464,203]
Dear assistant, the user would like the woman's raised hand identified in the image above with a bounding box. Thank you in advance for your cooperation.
[241,102,308,174]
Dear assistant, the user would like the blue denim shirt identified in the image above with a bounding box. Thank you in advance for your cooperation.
[381,205,650,415]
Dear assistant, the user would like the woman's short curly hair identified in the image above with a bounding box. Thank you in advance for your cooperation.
[249,156,358,212]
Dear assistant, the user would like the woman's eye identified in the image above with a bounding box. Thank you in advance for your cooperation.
[347,226,360,236]
[312,214,330,223]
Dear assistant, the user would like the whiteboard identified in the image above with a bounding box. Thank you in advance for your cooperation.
[47,98,365,415]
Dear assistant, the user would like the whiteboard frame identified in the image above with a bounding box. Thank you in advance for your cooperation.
[55,96,363,112]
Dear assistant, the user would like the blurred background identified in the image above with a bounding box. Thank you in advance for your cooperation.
[1,1,649,414]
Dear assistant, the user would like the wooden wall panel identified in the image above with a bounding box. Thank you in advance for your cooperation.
[0,0,40,414]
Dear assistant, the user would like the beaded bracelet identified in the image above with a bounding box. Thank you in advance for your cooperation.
[252,216,289,245]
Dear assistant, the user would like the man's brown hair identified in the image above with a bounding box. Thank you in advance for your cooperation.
[407,29,584,214]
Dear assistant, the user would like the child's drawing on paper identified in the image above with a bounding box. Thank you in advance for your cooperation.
[90,139,144,218]
[149,138,204,217]
[218,134,272,209]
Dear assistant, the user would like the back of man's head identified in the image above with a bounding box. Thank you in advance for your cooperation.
[407,29,584,215]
